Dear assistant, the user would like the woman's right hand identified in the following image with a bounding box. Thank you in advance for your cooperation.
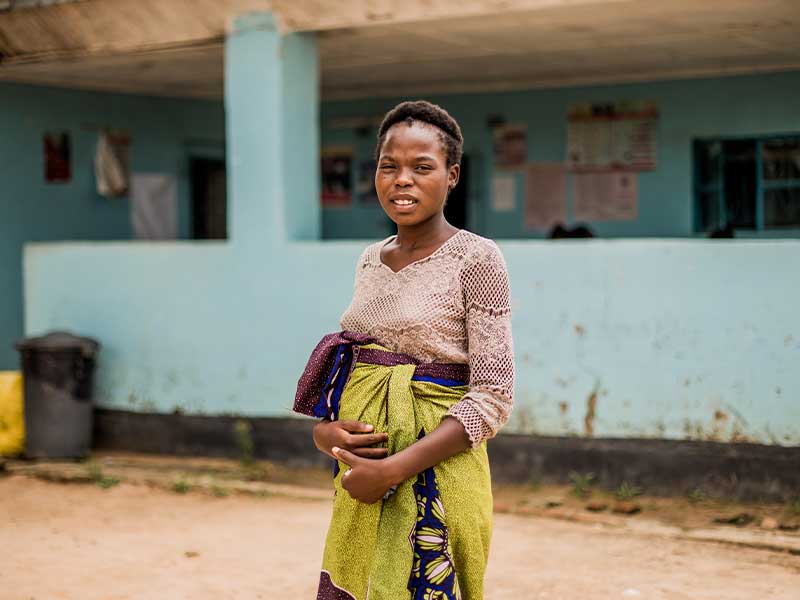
[313,420,389,459]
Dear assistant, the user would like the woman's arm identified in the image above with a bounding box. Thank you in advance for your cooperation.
[333,416,469,504]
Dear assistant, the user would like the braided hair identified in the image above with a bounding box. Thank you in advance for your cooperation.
[375,100,464,167]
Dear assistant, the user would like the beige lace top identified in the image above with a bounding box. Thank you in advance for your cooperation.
[340,229,515,446]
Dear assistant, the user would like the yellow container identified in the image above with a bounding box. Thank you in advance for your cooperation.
[0,371,25,456]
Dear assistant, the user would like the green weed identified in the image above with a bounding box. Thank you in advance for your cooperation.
[233,419,255,467]
[173,479,191,494]
[615,481,643,501]
[687,488,707,504]
[785,498,800,518]
[568,471,595,499]
[85,461,120,490]
[211,485,229,498]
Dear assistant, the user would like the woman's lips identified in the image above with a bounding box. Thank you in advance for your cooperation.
[390,197,418,212]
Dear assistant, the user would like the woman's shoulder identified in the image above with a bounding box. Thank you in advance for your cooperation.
[453,230,507,267]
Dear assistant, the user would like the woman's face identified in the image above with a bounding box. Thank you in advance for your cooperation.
[375,122,459,227]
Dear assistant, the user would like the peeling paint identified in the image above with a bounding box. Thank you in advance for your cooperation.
[583,382,599,437]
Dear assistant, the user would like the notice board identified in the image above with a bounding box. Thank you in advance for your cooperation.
[567,101,658,172]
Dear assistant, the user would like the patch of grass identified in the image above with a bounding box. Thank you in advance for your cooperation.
[233,419,255,467]
[687,487,707,504]
[85,461,120,490]
[241,462,271,482]
[568,471,595,499]
[785,498,800,518]
[173,479,192,494]
[615,481,643,502]
[211,485,229,498]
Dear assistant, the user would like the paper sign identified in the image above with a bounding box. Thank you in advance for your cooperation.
[567,101,658,172]
[524,162,567,231]
[491,173,516,212]
[573,171,638,222]
[494,124,527,169]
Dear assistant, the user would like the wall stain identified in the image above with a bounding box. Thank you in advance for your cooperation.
[558,401,569,415]
[574,324,586,336]
[554,377,569,388]
[583,382,599,437]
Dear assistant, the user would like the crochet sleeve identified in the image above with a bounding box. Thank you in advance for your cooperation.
[446,240,515,447]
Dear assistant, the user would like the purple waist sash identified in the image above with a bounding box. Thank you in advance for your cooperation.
[356,347,469,382]
[293,331,469,421]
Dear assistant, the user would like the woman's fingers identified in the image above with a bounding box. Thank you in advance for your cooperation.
[332,446,357,466]
[339,420,374,433]
[350,447,389,459]
[347,432,389,447]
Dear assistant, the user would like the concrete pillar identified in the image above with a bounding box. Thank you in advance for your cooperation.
[224,13,320,247]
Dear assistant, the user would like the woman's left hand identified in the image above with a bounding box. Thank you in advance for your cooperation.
[333,447,398,504]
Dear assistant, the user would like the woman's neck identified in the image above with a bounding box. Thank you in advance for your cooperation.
[395,214,457,251]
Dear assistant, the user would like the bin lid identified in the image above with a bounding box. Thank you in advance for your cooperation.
[15,331,100,357]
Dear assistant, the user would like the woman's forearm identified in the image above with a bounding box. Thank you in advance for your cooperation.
[384,416,471,486]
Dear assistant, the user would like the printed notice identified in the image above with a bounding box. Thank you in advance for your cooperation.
[573,171,638,222]
[491,173,516,212]
[524,162,567,231]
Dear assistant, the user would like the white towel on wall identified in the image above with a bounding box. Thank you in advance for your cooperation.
[130,173,177,240]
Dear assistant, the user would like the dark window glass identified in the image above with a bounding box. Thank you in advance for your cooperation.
[764,188,800,228]
[695,140,722,186]
[763,137,800,181]
[722,140,756,229]
[698,190,721,232]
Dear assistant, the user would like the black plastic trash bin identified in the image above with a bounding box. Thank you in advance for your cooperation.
[15,331,100,458]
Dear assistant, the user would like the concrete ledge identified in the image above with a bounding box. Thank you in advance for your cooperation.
[93,409,800,501]
[489,433,800,502]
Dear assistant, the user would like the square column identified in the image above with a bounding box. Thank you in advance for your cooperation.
[225,13,320,247]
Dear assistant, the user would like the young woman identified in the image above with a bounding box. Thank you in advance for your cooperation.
[294,100,514,600]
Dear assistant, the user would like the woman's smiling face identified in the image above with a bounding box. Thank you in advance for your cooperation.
[375,122,459,227]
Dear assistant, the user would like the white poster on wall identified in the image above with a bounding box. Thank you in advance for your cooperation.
[524,162,567,231]
[130,173,178,240]
[573,171,638,222]
[491,173,516,212]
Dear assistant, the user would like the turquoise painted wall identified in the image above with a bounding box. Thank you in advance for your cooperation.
[320,71,800,240]
[16,19,800,445]
[25,238,800,445]
[0,83,224,368]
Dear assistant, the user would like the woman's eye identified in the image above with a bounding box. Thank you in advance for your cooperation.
[379,164,396,171]
[415,165,433,172]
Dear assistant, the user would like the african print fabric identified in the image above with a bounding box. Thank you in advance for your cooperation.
[300,342,493,600]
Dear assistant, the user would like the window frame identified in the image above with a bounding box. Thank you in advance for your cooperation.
[693,133,800,234]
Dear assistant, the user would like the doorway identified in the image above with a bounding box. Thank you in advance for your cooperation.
[190,158,227,240]
[445,155,469,229]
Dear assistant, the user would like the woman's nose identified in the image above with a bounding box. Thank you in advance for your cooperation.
[394,167,413,187]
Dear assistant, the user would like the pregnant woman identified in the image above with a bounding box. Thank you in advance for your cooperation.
[294,100,514,600]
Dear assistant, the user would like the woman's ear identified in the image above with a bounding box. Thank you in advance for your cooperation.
[448,163,460,191]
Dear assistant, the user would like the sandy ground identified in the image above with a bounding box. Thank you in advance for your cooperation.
[1,476,798,600]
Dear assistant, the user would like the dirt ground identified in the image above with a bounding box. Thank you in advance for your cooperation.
[2,474,798,600]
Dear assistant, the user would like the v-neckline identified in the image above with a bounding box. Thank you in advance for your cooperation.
[378,229,463,275]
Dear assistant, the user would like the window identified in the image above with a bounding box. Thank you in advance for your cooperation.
[694,135,800,233]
